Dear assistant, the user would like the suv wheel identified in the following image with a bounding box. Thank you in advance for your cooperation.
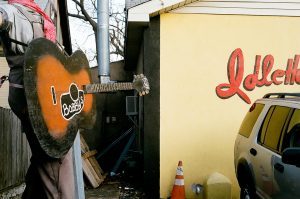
[240,183,255,199]
[238,165,256,199]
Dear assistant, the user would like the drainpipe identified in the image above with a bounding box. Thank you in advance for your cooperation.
[97,0,110,83]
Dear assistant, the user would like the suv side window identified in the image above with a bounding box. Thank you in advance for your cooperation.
[239,103,265,138]
[260,106,275,142]
[259,106,291,152]
[281,109,300,152]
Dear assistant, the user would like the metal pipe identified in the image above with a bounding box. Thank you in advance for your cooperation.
[97,0,110,83]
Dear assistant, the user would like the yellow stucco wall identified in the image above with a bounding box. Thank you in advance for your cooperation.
[160,13,300,199]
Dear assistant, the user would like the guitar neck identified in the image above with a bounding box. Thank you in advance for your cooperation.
[83,82,134,94]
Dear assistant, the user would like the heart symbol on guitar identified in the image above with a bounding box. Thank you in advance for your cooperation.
[24,38,150,158]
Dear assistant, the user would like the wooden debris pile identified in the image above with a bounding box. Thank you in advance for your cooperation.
[80,134,106,188]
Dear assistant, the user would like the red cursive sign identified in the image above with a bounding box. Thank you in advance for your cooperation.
[216,48,300,104]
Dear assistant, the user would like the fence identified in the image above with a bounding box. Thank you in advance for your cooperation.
[0,107,31,191]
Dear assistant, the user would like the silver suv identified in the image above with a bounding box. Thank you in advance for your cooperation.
[234,93,300,199]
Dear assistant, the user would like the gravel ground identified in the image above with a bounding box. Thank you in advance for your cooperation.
[119,185,146,199]
[86,174,146,199]
[0,175,146,199]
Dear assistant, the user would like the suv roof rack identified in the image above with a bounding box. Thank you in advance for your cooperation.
[263,93,300,99]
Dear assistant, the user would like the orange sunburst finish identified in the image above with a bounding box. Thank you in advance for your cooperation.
[37,55,93,138]
[24,37,96,158]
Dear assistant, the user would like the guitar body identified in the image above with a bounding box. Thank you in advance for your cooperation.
[24,38,96,158]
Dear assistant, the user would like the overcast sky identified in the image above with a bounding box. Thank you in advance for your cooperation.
[67,0,125,67]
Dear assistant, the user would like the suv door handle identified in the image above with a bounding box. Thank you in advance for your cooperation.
[250,148,257,156]
[274,163,284,173]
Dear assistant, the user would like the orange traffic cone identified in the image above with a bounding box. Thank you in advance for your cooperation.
[171,161,185,199]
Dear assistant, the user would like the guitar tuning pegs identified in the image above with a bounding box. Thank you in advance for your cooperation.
[132,73,150,96]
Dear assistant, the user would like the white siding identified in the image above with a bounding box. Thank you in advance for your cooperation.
[126,0,151,9]
[171,0,300,16]
[0,57,9,109]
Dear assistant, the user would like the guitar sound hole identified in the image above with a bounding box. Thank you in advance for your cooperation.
[70,84,79,101]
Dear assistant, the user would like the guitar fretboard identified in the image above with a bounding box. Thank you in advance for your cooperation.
[84,82,133,94]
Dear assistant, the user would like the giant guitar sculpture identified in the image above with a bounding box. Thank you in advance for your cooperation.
[24,38,150,158]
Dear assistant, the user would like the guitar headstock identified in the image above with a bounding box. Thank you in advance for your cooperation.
[133,74,150,96]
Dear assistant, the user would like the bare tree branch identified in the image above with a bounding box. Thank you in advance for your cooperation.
[91,0,97,11]
[68,13,86,21]
[109,24,124,35]
[70,0,97,31]
[69,0,125,61]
